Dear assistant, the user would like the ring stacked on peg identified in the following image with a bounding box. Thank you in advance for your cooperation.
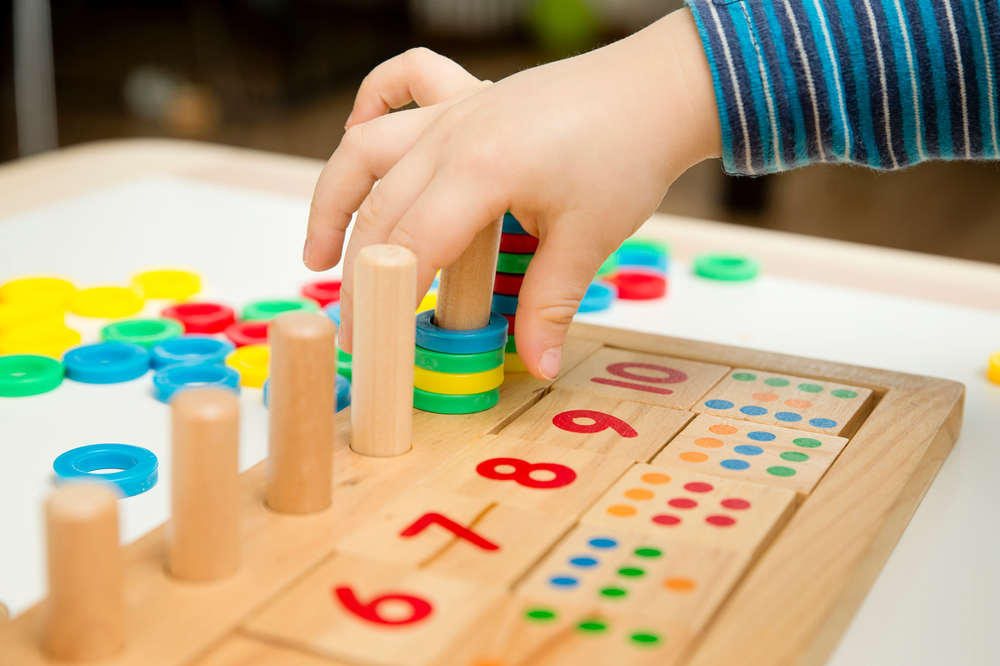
[492,212,537,373]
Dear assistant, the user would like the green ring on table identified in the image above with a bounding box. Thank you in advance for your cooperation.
[597,253,618,277]
[413,386,500,414]
[338,347,352,362]
[0,354,64,397]
[693,253,761,281]
[496,252,533,274]
[415,345,504,374]
[101,318,183,348]
[620,238,670,254]
[242,298,320,321]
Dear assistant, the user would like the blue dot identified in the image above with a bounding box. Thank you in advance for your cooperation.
[550,576,579,587]
[740,405,768,416]
[705,399,734,410]
[720,459,750,470]
[809,418,838,429]
[570,557,598,567]
[774,412,802,422]
[733,445,763,456]
[747,431,776,442]
[589,538,618,549]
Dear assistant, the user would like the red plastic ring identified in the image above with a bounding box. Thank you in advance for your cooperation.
[161,302,235,333]
[301,280,342,306]
[494,272,525,296]
[499,233,539,254]
[501,313,515,336]
[224,320,269,347]
[607,272,667,300]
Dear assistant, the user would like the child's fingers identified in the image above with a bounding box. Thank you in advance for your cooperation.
[348,48,481,128]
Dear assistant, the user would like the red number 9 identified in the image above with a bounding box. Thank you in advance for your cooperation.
[476,457,576,489]
[552,409,638,438]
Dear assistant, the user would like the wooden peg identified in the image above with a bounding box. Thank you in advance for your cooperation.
[266,312,337,514]
[168,389,241,581]
[435,216,502,330]
[352,244,416,457]
[43,483,124,660]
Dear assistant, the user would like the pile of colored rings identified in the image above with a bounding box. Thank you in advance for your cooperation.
[0,276,81,357]
[604,238,670,300]
[492,213,536,373]
[414,310,508,414]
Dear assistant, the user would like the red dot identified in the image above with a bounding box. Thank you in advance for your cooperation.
[652,514,681,526]
[721,498,751,510]
[668,498,697,509]
[684,482,714,493]
[706,515,736,527]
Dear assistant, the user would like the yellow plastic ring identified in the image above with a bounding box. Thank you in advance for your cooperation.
[225,344,269,388]
[132,269,201,300]
[0,302,65,333]
[0,277,76,308]
[70,287,145,318]
[504,351,528,373]
[989,352,1000,385]
[0,324,82,358]
[417,292,437,313]
[413,364,504,395]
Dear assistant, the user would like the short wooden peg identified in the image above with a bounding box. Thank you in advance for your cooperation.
[435,216,502,330]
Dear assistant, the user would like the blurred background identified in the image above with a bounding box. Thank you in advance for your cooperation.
[2,0,998,264]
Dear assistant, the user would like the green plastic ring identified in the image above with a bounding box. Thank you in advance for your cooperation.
[620,238,670,254]
[338,362,352,381]
[496,252,533,274]
[101,318,183,348]
[0,354,64,397]
[415,345,504,374]
[414,386,499,414]
[693,253,761,281]
[242,298,319,321]
[597,254,618,277]
[505,337,518,353]
[338,348,352,362]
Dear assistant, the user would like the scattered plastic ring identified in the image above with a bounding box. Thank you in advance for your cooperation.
[338,347,352,362]
[491,293,518,315]
[132,269,201,300]
[493,272,524,296]
[616,248,668,272]
[415,310,508,354]
[226,344,269,388]
[150,335,234,369]
[101,318,183,348]
[499,233,539,254]
[301,280,342,306]
[607,272,667,300]
[578,281,616,313]
[597,253,619,277]
[152,362,240,403]
[0,277,75,307]
[324,302,341,327]
[264,374,351,412]
[0,325,82,357]
[505,337,518,353]
[63,342,150,384]
[990,352,1000,385]
[242,298,319,321]
[417,293,437,313]
[414,364,504,395]
[693,253,761,281]
[415,345,504,374]
[161,302,235,333]
[504,352,528,373]
[0,301,65,332]
[414,386,499,414]
[502,212,528,235]
[224,320,269,347]
[69,286,144,318]
[497,252,532,274]
[0,354,64,396]
[53,444,158,497]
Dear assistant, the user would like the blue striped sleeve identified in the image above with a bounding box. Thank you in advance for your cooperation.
[685,0,1000,174]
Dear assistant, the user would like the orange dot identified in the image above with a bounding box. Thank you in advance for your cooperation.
[785,399,812,408]
[607,505,638,517]
[640,472,671,485]
[624,488,654,500]
[752,392,780,402]
[664,577,697,592]
[679,451,709,463]
[709,424,738,435]
[694,437,724,449]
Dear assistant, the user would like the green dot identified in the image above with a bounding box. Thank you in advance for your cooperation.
[798,383,823,393]
[767,466,797,477]
[780,451,809,462]
[618,567,645,577]
[577,620,608,633]
[630,632,661,646]
[525,608,557,621]
[793,437,822,448]
[634,547,662,558]
[764,378,790,387]
[600,587,627,598]
[831,389,858,399]
[732,372,757,381]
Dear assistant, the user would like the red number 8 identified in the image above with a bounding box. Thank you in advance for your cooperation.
[476,457,577,489]
[552,409,638,438]
[334,586,433,626]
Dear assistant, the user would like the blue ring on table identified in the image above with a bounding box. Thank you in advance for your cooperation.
[616,248,668,272]
[264,374,351,412]
[62,341,150,384]
[324,302,341,327]
[490,293,518,315]
[578,281,616,313]
[502,212,528,235]
[150,335,235,369]
[53,443,158,497]
[415,310,508,354]
[152,362,240,403]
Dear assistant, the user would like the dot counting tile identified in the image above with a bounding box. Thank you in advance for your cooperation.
[580,464,795,558]
[651,414,849,499]
[552,348,731,410]
[501,389,694,462]
[692,369,873,436]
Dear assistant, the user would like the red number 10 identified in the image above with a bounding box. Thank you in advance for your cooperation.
[591,362,688,395]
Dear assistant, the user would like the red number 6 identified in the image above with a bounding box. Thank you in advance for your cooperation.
[334,586,433,626]
[552,409,638,438]
[476,457,577,489]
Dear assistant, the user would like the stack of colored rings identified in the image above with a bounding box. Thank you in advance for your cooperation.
[492,212,536,373]
[605,238,670,300]
[413,310,507,414]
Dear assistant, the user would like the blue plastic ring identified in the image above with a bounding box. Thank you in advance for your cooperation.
[152,362,240,403]
[490,293,518,315]
[53,443,158,497]
[616,248,668,272]
[415,310,508,354]
[63,342,150,384]
[324,302,341,327]
[502,212,528,235]
[150,335,235,369]
[264,374,351,412]
[579,281,616,313]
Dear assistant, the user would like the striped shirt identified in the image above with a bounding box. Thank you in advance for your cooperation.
[685,0,1000,174]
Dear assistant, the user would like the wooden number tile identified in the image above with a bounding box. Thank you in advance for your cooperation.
[421,434,632,517]
[191,635,354,666]
[243,554,503,666]
[337,487,573,586]
[553,347,730,410]
[501,389,694,461]
[651,414,848,499]
[692,368,874,436]
[580,464,795,558]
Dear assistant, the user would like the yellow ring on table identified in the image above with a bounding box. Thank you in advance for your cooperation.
[0,324,81,358]
[504,351,528,373]
[413,364,504,395]
[132,269,201,300]
[0,276,76,308]
[417,292,437,313]
[989,352,1000,385]
[0,301,64,333]
[70,286,144,318]
[225,344,270,387]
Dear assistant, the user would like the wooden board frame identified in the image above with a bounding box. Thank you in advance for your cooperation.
[0,323,964,666]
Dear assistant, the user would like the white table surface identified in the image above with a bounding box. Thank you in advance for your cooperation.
[1,176,998,665]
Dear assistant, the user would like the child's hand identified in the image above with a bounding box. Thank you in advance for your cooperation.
[304,8,720,380]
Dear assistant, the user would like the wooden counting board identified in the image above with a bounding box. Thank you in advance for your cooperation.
[0,323,964,666]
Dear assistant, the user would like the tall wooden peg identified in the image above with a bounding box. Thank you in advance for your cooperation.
[266,312,337,514]
[435,216,502,330]
[43,483,124,660]
[167,389,241,581]
[352,244,417,457]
